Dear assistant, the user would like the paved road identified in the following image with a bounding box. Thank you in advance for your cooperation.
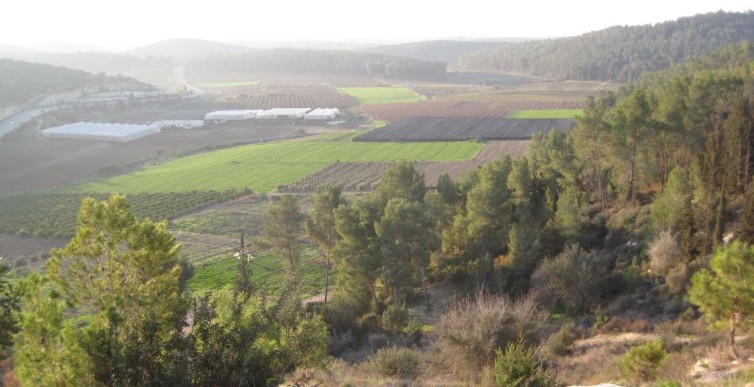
[172,65,205,96]
[0,108,49,139]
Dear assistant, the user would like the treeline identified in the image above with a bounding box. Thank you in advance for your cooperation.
[363,40,507,66]
[190,48,447,80]
[457,11,754,82]
[0,59,95,106]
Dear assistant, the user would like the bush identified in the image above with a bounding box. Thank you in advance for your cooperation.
[489,341,554,387]
[433,294,546,380]
[647,230,681,277]
[380,303,408,332]
[404,318,423,348]
[531,244,608,314]
[371,347,421,379]
[619,340,668,383]
[546,323,577,357]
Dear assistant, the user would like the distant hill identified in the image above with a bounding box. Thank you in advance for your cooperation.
[0,44,36,56]
[128,39,253,59]
[362,40,510,67]
[0,59,155,107]
[7,52,171,76]
[0,59,97,106]
[190,48,447,80]
[457,11,754,82]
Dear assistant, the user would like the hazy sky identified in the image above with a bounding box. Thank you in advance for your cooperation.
[3,0,752,50]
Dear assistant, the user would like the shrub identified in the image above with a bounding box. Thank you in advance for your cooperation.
[380,303,408,332]
[490,341,554,387]
[619,340,668,383]
[404,318,423,348]
[647,230,681,277]
[546,323,577,357]
[531,244,608,314]
[371,347,421,379]
[433,294,546,380]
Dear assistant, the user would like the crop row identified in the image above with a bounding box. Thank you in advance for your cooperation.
[226,91,357,109]
[362,100,584,121]
[281,161,394,192]
[72,140,482,194]
[0,190,247,238]
[354,117,576,142]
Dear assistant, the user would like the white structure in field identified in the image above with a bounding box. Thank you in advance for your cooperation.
[41,122,160,143]
[155,120,205,129]
[256,108,311,120]
[204,110,260,121]
[304,108,340,120]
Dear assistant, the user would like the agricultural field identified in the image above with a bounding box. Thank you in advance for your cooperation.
[0,190,247,238]
[0,120,304,195]
[361,100,584,121]
[418,141,530,185]
[70,140,482,194]
[282,161,394,193]
[186,248,327,297]
[340,87,426,105]
[195,80,260,89]
[506,109,583,118]
[225,90,357,109]
[354,117,576,142]
[0,234,67,264]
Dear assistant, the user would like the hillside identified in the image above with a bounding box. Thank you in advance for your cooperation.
[128,38,253,58]
[0,59,96,106]
[189,48,447,80]
[457,10,754,82]
[362,40,509,67]
[10,52,171,76]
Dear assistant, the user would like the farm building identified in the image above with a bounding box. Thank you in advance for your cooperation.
[256,108,311,120]
[42,122,160,143]
[304,108,340,120]
[155,120,204,129]
[204,110,260,121]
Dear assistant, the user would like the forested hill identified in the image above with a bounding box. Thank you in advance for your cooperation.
[0,59,96,106]
[0,59,155,107]
[362,40,508,67]
[456,11,754,82]
[189,48,447,80]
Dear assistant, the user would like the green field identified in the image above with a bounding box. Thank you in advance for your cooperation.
[506,109,583,119]
[340,87,426,105]
[187,249,328,297]
[194,80,260,88]
[71,140,481,194]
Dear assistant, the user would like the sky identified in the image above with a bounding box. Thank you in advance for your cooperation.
[2,0,752,51]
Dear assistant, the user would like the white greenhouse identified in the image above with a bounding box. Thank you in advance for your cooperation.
[204,110,260,121]
[304,108,340,120]
[256,108,311,120]
[41,122,160,143]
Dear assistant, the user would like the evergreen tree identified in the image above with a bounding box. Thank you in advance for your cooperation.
[0,260,18,360]
[689,241,754,359]
[262,195,305,278]
[307,185,346,303]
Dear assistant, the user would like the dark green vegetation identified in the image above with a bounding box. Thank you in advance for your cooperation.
[363,40,507,65]
[0,190,246,238]
[12,195,327,386]
[190,48,448,80]
[457,11,754,82]
[0,59,96,106]
[353,117,576,141]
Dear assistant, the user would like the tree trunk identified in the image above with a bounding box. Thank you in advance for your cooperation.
[730,296,740,360]
[323,255,330,304]
[420,267,430,311]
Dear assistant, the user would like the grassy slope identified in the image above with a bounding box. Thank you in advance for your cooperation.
[340,87,426,105]
[505,109,584,118]
[71,140,481,193]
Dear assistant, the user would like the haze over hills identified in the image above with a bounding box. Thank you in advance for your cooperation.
[127,38,254,59]
[361,40,511,68]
